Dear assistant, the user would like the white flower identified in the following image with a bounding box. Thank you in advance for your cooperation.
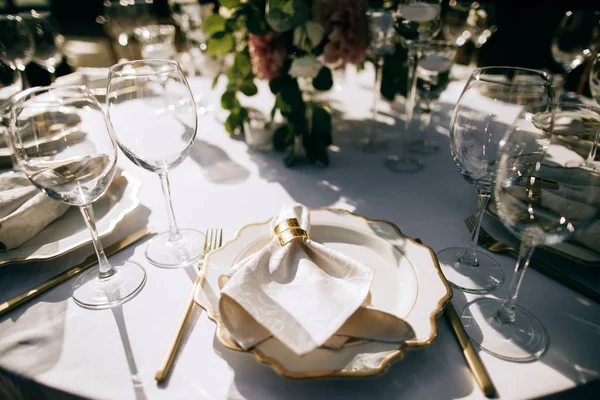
[289,55,322,79]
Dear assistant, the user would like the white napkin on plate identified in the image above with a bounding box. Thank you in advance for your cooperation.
[218,204,414,356]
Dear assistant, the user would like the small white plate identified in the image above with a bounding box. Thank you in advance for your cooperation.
[0,171,141,266]
[196,209,452,378]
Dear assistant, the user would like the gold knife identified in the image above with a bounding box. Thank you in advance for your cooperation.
[445,303,498,399]
[0,227,151,317]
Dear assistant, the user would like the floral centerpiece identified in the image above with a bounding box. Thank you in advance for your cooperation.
[203,0,369,166]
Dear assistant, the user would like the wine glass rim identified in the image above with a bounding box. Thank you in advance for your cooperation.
[471,66,551,83]
[108,59,180,77]
[12,84,99,108]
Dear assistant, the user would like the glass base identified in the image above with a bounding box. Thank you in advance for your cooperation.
[73,261,146,310]
[408,139,440,154]
[384,154,424,173]
[355,137,388,153]
[462,298,549,362]
[437,247,504,293]
[146,229,204,268]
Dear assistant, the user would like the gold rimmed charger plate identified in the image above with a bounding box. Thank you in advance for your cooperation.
[195,209,452,378]
[0,171,141,266]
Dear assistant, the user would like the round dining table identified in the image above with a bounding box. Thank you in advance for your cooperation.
[1,66,599,400]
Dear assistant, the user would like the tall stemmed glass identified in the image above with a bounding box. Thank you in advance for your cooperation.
[355,8,397,153]
[462,102,600,362]
[385,0,441,173]
[438,68,553,293]
[0,15,34,86]
[9,85,146,309]
[20,11,64,82]
[0,58,22,153]
[107,60,203,268]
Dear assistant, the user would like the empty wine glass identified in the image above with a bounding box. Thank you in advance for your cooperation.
[133,24,176,60]
[551,11,596,95]
[591,53,600,103]
[107,60,203,268]
[462,101,600,362]
[0,15,34,86]
[355,8,397,153]
[556,100,600,171]
[8,85,146,309]
[20,11,64,82]
[442,0,475,46]
[385,0,442,173]
[0,57,22,151]
[409,40,457,154]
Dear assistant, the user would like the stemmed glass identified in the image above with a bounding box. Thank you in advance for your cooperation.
[442,0,475,47]
[462,101,600,362]
[438,68,553,293]
[20,11,64,82]
[107,60,204,268]
[591,53,600,103]
[385,0,442,173]
[0,58,22,151]
[0,15,34,86]
[355,8,397,153]
[8,85,146,309]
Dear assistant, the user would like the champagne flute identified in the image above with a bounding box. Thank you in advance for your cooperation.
[107,60,203,268]
[385,0,442,173]
[20,11,64,82]
[0,15,34,86]
[462,101,600,362]
[355,8,397,153]
[8,85,146,309]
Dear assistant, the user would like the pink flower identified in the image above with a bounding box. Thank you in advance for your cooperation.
[248,32,286,81]
[322,0,369,67]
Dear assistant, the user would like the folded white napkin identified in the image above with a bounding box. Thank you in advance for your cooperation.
[0,171,70,251]
[218,204,414,356]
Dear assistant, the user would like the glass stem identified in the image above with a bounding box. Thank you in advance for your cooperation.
[80,204,115,279]
[19,68,29,89]
[459,192,490,266]
[584,125,600,168]
[370,56,384,140]
[405,48,420,129]
[495,242,536,325]
[158,172,182,242]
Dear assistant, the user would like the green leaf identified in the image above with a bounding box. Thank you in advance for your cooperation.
[211,72,222,89]
[273,123,294,151]
[202,15,227,35]
[240,81,258,96]
[269,76,284,94]
[219,0,242,9]
[247,7,269,35]
[206,32,234,56]
[234,52,252,76]
[266,0,309,32]
[221,91,238,110]
[225,111,243,134]
[312,106,332,146]
[312,67,333,91]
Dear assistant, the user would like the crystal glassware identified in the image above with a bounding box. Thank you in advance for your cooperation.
[557,100,600,171]
[355,8,397,153]
[408,40,457,154]
[591,53,600,103]
[20,11,64,82]
[107,60,204,268]
[8,85,146,309]
[438,67,553,293]
[462,100,600,362]
[385,0,442,173]
[442,0,475,46]
[0,15,34,86]
[0,58,22,155]
[133,24,176,60]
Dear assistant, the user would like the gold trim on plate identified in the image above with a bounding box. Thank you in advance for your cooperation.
[197,208,452,379]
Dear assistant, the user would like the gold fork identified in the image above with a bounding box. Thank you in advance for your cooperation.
[155,228,223,382]
[465,216,600,303]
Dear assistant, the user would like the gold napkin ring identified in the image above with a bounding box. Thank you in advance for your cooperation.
[278,228,309,247]
[273,218,301,236]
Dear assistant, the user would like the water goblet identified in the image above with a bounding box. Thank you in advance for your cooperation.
[0,15,34,86]
[20,11,64,82]
[107,59,204,268]
[385,0,442,173]
[462,101,600,362]
[8,85,146,309]
[355,8,397,153]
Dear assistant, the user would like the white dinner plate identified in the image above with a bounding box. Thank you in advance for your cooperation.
[0,171,141,266]
[195,208,452,378]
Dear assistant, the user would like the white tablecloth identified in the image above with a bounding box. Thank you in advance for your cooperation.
[1,70,600,400]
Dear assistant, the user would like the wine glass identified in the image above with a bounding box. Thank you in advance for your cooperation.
[556,100,600,171]
[551,11,596,96]
[442,0,475,46]
[385,0,442,173]
[0,15,34,86]
[591,53,600,103]
[107,60,203,268]
[409,40,457,154]
[0,57,22,150]
[20,11,64,82]
[438,67,553,293]
[8,85,146,309]
[462,101,600,362]
[355,8,397,153]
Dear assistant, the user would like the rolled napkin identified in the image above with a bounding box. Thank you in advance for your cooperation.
[0,170,70,251]
[218,204,415,356]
